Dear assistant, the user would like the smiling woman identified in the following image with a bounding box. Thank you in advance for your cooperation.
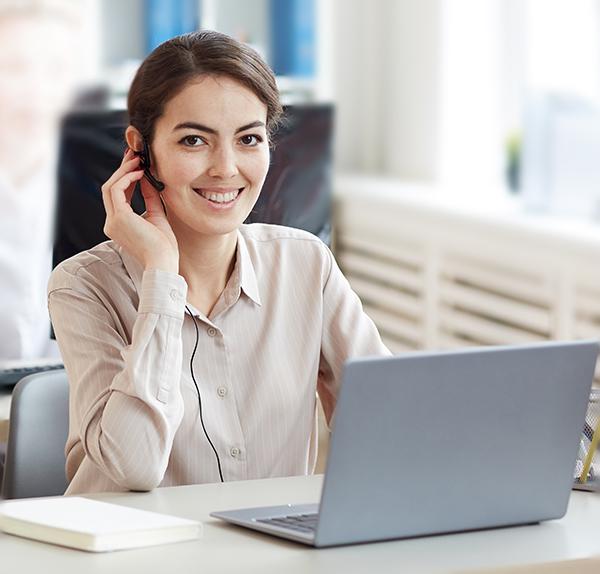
[47,30,390,495]
[136,75,272,247]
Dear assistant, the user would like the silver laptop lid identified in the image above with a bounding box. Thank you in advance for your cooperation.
[315,340,598,547]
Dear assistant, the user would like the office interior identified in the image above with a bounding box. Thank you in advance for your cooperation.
[3,0,600,571]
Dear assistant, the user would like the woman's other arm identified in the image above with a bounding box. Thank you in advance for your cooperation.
[318,247,392,424]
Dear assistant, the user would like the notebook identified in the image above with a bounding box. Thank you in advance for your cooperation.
[0,497,201,552]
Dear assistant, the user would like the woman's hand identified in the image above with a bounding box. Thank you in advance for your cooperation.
[101,149,179,273]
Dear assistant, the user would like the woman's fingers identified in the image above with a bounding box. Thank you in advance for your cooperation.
[102,169,144,222]
[121,147,136,166]
[100,179,114,218]
[102,153,141,192]
[101,150,178,270]
[101,152,142,216]
[124,176,138,205]
[139,177,165,216]
[102,169,144,240]
[109,170,145,211]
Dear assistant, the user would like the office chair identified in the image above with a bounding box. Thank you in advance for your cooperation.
[1,370,69,499]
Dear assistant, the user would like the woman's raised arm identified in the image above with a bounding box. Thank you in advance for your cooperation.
[48,263,187,491]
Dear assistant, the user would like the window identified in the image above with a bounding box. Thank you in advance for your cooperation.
[440,0,600,219]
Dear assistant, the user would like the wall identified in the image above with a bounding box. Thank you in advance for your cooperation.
[332,0,442,180]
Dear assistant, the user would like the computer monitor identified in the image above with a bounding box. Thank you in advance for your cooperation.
[52,104,333,269]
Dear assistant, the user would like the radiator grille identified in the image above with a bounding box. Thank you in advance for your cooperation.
[439,254,553,348]
[575,284,600,339]
[336,233,423,353]
[333,182,600,389]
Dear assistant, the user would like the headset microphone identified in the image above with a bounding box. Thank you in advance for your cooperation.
[137,139,165,192]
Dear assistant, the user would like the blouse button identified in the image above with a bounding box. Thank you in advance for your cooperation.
[207,327,217,337]
[230,447,241,458]
[170,289,182,301]
[217,386,228,398]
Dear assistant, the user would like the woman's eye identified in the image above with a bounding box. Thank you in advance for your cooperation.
[240,134,263,146]
[180,135,205,147]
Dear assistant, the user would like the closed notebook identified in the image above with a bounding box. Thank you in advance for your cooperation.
[0,497,201,552]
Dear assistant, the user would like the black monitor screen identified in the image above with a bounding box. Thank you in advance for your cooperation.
[53,104,333,269]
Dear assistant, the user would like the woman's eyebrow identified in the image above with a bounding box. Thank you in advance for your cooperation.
[173,120,265,134]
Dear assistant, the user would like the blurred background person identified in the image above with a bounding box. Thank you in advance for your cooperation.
[0,0,79,360]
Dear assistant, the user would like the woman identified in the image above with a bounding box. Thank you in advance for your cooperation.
[48,30,390,495]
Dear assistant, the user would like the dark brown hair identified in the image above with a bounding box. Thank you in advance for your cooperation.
[127,30,283,143]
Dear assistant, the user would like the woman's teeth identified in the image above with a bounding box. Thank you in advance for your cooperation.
[197,189,241,203]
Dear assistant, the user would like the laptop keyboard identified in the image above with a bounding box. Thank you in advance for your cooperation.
[257,513,319,534]
[0,363,64,387]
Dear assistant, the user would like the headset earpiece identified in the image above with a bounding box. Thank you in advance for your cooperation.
[137,139,165,192]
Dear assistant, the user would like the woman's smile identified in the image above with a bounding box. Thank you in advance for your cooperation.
[193,186,245,209]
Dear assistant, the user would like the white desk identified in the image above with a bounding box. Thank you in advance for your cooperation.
[1,475,600,573]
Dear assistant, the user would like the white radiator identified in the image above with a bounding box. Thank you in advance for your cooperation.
[333,176,600,383]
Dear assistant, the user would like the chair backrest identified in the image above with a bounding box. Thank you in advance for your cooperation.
[1,370,69,499]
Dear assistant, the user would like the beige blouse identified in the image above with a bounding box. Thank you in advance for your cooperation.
[48,223,391,494]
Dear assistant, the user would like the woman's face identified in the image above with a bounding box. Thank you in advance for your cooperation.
[150,75,270,238]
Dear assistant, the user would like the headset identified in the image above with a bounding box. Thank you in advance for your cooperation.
[134,138,165,192]
[130,139,224,481]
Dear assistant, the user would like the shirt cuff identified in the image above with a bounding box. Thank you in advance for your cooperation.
[138,269,188,318]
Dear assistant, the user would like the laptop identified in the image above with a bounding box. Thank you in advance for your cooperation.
[211,340,598,547]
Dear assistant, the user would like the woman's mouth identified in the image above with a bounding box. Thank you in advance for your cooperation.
[193,187,245,207]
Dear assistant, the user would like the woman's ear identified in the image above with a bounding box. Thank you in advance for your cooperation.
[125,126,143,153]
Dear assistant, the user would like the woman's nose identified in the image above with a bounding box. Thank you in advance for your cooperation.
[207,145,239,179]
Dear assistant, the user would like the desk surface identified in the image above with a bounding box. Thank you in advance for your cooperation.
[1,475,600,574]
